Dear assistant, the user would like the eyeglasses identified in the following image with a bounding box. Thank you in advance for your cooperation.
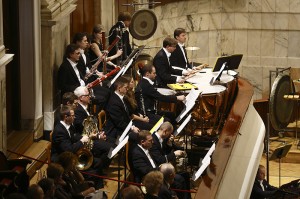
[81,94,90,97]
[67,114,75,118]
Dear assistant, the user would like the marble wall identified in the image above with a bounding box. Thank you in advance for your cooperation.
[134,0,300,99]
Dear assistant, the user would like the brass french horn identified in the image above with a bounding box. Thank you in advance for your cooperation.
[76,116,98,170]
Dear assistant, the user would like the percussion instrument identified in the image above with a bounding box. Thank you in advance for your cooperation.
[133,53,153,80]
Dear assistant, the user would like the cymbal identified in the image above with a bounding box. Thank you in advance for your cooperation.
[186,46,200,51]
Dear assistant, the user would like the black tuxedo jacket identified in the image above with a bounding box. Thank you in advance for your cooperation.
[108,21,132,63]
[51,122,83,159]
[130,146,157,183]
[57,59,83,95]
[170,44,191,69]
[105,92,132,138]
[250,179,277,199]
[135,78,177,112]
[149,134,176,166]
[74,104,89,134]
[158,181,176,199]
[153,49,183,87]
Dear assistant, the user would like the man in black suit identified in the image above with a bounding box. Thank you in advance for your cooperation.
[105,76,139,139]
[73,86,115,169]
[135,64,185,124]
[150,122,184,166]
[153,37,191,87]
[51,105,89,162]
[130,130,157,183]
[250,165,278,199]
[170,28,191,70]
[108,12,132,65]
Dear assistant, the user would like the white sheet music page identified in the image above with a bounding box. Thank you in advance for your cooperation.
[201,142,216,165]
[108,67,125,87]
[117,120,133,144]
[174,114,191,136]
[192,157,211,181]
[108,135,129,159]
[122,58,134,75]
[176,89,201,122]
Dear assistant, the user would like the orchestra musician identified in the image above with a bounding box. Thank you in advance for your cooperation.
[250,165,278,199]
[108,12,132,65]
[153,37,191,87]
[89,24,122,71]
[135,64,185,124]
[104,76,140,139]
[170,28,191,70]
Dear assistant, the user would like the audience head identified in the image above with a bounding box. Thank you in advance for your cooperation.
[143,171,164,196]
[38,178,55,199]
[26,184,44,199]
[114,76,129,96]
[65,43,81,62]
[174,28,187,44]
[140,64,156,81]
[158,122,173,139]
[121,185,144,199]
[62,92,78,106]
[256,165,266,181]
[74,86,90,105]
[118,12,132,27]
[163,37,178,53]
[159,163,176,185]
[72,32,89,50]
[59,105,75,124]
[47,163,64,182]
[57,151,78,172]
[137,130,153,150]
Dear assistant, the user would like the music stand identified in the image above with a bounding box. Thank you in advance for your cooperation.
[269,144,292,186]
[212,54,243,72]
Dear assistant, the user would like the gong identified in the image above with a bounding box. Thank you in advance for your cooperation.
[269,74,295,131]
[129,9,157,40]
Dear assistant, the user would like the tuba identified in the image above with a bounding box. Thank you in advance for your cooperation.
[76,116,98,170]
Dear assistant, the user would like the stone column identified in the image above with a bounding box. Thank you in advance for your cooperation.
[0,0,14,151]
[41,0,76,131]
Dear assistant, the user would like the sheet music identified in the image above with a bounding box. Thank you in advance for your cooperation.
[108,135,129,159]
[117,120,133,144]
[108,67,125,87]
[176,89,201,122]
[192,157,210,181]
[174,114,191,136]
[210,62,226,85]
[150,117,164,134]
[201,143,216,165]
[122,58,134,75]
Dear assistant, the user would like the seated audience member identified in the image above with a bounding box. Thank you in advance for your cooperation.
[37,178,55,199]
[57,152,97,197]
[130,130,157,183]
[47,163,72,199]
[123,75,161,130]
[159,163,178,199]
[26,184,44,199]
[135,64,185,124]
[250,165,278,199]
[121,185,144,199]
[105,76,140,139]
[143,171,164,199]
[153,37,191,87]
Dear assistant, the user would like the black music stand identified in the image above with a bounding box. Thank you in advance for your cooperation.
[212,54,243,72]
[269,144,292,186]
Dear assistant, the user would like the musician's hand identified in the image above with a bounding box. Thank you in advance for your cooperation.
[131,126,140,133]
[99,131,106,140]
[80,135,89,143]
[182,70,191,76]
[176,95,185,101]
[142,116,149,123]
[116,49,123,57]
[174,150,184,157]
[96,71,104,78]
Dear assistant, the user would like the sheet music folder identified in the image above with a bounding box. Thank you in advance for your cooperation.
[269,144,292,160]
[212,54,243,72]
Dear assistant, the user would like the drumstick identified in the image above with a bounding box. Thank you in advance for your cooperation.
[183,73,196,81]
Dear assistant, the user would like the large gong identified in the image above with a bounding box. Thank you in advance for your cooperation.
[129,9,157,40]
[269,74,295,131]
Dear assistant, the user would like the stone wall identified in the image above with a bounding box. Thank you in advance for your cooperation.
[135,0,300,99]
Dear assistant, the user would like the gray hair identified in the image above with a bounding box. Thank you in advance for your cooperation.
[74,86,88,97]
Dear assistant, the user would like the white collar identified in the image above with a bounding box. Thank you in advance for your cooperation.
[143,77,154,85]
[178,43,184,47]
[79,49,85,54]
[60,121,70,130]
[115,91,124,100]
[155,132,163,144]
[163,48,171,58]
[78,102,89,113]
[138,144,149,154]
[67,58,77,67]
